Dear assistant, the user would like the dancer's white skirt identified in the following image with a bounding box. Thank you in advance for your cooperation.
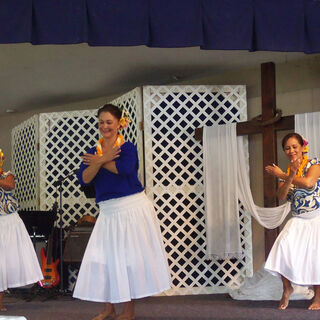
[0,212,43,291]
[73,192,171,303]
[265,208,320,286]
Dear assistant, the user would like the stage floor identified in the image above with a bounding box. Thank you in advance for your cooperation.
[1,292,319,320]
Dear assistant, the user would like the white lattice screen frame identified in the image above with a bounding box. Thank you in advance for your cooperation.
[11,115,39,210]
[143,85,253,295]
[11,85,253,295]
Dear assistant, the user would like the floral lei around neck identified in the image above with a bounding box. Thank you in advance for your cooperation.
[286,155,309,177]
[96,134,125,156]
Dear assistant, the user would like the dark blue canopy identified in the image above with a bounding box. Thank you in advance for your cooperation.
[1,0,320,53]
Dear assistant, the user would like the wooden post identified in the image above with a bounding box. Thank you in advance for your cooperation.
[261,62,279,258]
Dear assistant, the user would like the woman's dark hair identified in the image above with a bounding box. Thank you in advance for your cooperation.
[97,104,121,120]
[281,133,304,149]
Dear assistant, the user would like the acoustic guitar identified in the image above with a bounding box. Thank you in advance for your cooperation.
[39,228,60,288]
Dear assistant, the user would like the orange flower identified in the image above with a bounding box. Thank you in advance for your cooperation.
[119,118,127,128]
[119,110,131,129]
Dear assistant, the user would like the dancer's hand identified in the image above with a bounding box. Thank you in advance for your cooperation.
[288,158,301,177]
[265,163,284,178]
[82,147,120,166]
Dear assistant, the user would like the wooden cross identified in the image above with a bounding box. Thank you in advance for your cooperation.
[195,62,294,258]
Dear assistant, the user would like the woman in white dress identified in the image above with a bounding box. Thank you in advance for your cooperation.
[265,133,320,310]
[0,150,43,311]
[73,104,171,320]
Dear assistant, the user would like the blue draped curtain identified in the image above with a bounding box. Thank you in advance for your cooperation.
[1,0,320,53]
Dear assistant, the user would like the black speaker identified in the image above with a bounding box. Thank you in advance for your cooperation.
[63,227,93,263]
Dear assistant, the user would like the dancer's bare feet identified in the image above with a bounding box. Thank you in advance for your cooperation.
[92,305,116,320]
[0,305,7,312]
[279,286,293,310]
[116,301,135,320]
[308,300,320,310]
[309,285,320,310]
[0,292,6,312]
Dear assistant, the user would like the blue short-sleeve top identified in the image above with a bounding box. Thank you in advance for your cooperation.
[77,142,144,203]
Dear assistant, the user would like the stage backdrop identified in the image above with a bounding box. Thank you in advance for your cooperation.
[11,85,252,295]
[1,1,320,53]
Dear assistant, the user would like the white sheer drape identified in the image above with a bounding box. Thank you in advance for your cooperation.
[203,124,290,260]
[203,124,242,259]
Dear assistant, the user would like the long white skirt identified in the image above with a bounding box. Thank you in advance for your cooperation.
[265,209,320,286]
[0,212,43,291]
[73,192,171,303]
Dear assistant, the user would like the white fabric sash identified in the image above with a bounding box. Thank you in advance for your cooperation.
[236,135,291,229]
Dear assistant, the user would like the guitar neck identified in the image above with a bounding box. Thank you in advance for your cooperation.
[46,229,54,264]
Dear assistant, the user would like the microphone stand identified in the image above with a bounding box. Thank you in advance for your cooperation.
[53,169,78,293]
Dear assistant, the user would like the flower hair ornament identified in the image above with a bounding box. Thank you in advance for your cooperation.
[0,149,4,175]
[119,108,131,129]
[301,135,309,154]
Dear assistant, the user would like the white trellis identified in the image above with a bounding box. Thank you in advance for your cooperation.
[11,115,39,210]
[11,85,252,295]
[143,85,252,295]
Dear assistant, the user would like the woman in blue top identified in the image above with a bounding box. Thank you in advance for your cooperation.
[265,133,320,310]
[0,152,43,312]
[73,104,171,320]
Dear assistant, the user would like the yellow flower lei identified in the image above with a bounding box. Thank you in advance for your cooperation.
[96,134,125,156]
[286,155,309,177]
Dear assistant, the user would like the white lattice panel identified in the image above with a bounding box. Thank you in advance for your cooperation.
[39,89,143,228]
[143,85,252,295]
[11,115,39,210]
